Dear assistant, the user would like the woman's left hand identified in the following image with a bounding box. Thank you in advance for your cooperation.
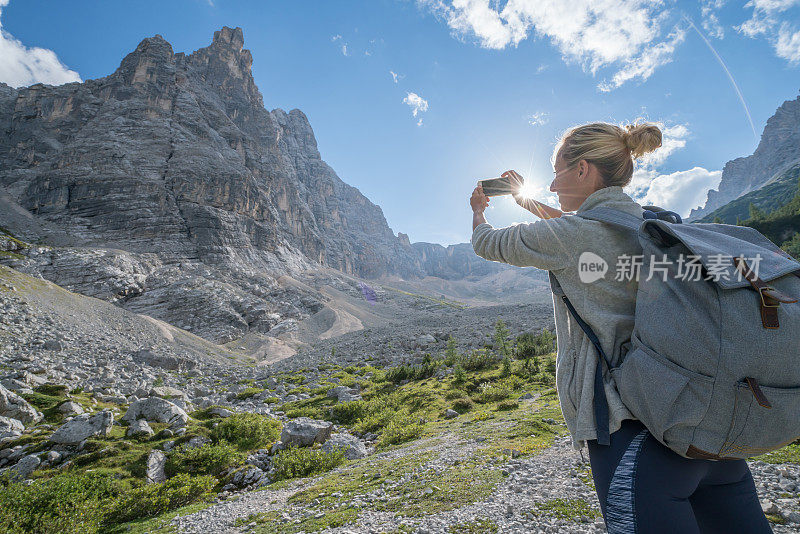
[502,170,525,204]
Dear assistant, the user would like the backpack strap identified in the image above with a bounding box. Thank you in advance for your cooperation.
[576,205,682,231]
[550,271,613,446]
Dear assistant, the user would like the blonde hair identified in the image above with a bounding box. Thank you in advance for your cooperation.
[552,120,662,187]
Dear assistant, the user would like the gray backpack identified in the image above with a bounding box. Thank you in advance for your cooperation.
[551,205,800,460]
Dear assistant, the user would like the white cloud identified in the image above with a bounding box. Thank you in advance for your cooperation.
[527,111,548,126]
[418,0,685,89]
[701,0,727,39]
[598,26,686,92]
[331,34,342,42]
[535,63,548,74]
[390,70,404,83]
[736,0,800,62]
[626,167,723,217]
[776,20,800,62]
[341,44,349,56]
[0,0,81,88]
[403,91,428,125]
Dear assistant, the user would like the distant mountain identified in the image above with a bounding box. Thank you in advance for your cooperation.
[0,27,527,348]
[688,95,800,222]
[698,163,800,224]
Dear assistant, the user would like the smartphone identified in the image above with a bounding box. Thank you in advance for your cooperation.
[478,176,516,197]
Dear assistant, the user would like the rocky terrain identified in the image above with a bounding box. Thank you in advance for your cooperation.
[1,263,799,533]
[1,24,800,534]
[688,94,800,221]
[0,26,540,354]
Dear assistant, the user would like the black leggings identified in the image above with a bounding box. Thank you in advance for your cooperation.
[586,419,773,533]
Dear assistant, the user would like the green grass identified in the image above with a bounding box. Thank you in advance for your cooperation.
[448,519,499,534]
[753,443,800,465]
[236,387,265,400]
[532,498,601,521]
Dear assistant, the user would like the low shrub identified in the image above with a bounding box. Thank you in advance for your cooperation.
[104,473,216,525]
[379,415,424,446]
[210,413,281,451]
[452,397,474,413]
[459,349,498,372]
[236,387,264,400]
[0,471,118,534]
[165,442,245,477]
[496,400,519,411]
[475,380,515,404]
[271,446,345,481]
[386,360,441,383]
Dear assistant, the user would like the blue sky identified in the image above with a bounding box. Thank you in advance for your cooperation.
[1,0,799,245]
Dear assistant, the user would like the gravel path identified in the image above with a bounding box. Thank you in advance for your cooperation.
[171,431,800,534]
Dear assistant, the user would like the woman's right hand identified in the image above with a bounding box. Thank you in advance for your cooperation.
[470,184,490,213]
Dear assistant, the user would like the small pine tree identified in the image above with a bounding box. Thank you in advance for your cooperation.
[501,355,512,377]
[453,362,465,383]
[748,202,765,221]
[444,335,458,366]
[531,355,541,374]
[713,216,723,224]
[545,358,556,378]
[493,320,511,358]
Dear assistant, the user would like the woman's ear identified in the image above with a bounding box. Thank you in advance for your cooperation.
[577,160,588,180]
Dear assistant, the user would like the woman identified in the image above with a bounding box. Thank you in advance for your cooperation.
[469,121,772,534]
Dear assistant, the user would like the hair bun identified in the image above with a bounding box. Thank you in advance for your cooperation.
[623,122,662,159]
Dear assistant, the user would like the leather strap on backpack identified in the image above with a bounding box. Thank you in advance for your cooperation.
[733,256,797,329]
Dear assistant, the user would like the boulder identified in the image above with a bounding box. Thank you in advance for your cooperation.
[122,397,188,428]
[146,450,166,484]
[444,409,459,419]
[416,334,436,347]
[0,416,24,441]
[132,350,196,371]
[327,385,362,403]
[321,433,369,459]
[126,419,154,438]
[50,411,114,444]
[149,386,189,402]
[7,454,40,480]
[57,401,85,415]
[0,384,42,424]
[207,407,233,418]
[279,417,333,447]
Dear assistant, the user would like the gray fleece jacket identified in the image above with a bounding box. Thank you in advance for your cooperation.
[471,185,643,450]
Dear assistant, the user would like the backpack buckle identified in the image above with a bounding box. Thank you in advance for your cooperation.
[759,286,780,308]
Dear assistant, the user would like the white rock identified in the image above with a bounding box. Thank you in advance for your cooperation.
[279,417,332,447]
[321,433,369,459]
[0,416,24,441]
[50,410,114,444]
[122,397,188,428]
[146,450,166,484]
[0,384,42,424]
[127,418,154,438]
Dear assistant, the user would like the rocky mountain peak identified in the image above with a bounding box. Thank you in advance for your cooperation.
[688,94,800,220]
[212,26,246,52]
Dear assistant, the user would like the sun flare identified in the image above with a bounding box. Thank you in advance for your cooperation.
[516,180,538,200]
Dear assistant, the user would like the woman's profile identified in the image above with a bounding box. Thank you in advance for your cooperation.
[469,121,773,533]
